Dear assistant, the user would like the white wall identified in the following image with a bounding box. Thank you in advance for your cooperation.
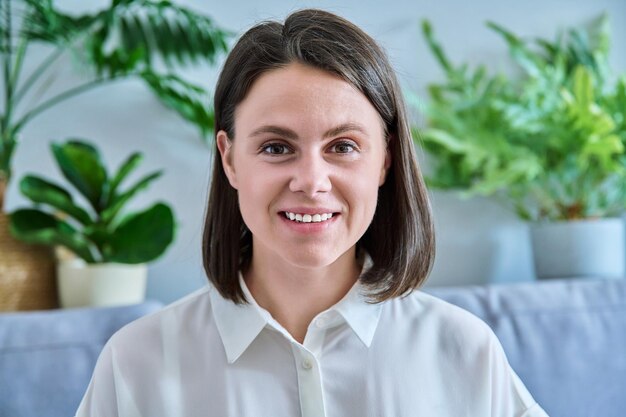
[5,0,626,304]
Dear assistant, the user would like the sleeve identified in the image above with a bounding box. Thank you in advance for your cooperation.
[75,340,119,417]
[75,338,143,417]
[486,333,550,417]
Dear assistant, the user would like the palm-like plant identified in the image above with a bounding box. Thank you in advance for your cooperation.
[0,0,231,207]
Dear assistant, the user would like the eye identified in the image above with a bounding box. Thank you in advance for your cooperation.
[260,142,291,155]
[330,140,358,154]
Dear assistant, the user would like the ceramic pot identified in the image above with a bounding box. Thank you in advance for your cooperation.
[530,218,625,279]
[57,260,147,308]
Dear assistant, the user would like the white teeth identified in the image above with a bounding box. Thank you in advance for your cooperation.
[284,211,335,223]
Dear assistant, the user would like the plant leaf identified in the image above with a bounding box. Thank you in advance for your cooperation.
[51,140,108,212]
[9,208,96,262]
[105,202,175,263]
[19,175,92,225]
[141,71,213,140]
[81,0,232,76]
[106,152,143,205]
[100,170,163,224]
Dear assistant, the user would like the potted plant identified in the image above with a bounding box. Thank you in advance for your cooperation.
[418,15,626,279]
[0,0,230,309]
[9,139,176,307]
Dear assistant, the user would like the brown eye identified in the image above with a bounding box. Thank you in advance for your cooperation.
[331,141,357,154]
[261,143,291,155]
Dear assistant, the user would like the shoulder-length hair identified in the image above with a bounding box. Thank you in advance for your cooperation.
[203,8,435,305]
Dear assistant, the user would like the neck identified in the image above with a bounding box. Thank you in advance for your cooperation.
[244,245,361,344]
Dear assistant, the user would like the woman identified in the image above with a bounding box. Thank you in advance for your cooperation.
[76,9,548,417]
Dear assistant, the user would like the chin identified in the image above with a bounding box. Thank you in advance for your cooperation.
[281,247,343,270]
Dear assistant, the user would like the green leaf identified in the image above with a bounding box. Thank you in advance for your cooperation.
[572,65,594,107]
[107,152,143,205]
[422,129,470,154]
[487,21,544,78]
[9,209,96,262]
[51,140,108,212]
[82,0,232,75]
[19,0,99,45]
[19,175,92,225]
[421,19,453,74]
[106,202,175,263]
[100,170,163,224]
[141,71,213,139]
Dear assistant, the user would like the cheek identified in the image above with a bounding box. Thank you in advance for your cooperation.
[236,167,281,227]
[344,168,382,221]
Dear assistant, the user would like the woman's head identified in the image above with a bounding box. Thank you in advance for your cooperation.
[203,9,435,304]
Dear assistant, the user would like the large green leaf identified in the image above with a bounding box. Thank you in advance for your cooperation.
[51,140,108,212]
[106,202,175,263]
[82,0,232,76]
[19,175,92,225]
[9,208,96,262]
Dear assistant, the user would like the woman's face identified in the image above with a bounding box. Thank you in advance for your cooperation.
[217,62,391,269]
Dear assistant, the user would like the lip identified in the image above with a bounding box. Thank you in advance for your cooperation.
[279,207,340,215]
[278,211,339,234]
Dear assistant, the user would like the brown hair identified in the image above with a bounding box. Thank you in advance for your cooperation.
[203,9,435,304]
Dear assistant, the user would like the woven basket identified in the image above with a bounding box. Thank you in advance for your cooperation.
[0,182,58,311]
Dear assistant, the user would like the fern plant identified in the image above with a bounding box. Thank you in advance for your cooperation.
[0,0,231,207]
[419,15,626,221]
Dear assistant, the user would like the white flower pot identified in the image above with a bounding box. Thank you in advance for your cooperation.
[57,260,148,308]
[530,218,625,280]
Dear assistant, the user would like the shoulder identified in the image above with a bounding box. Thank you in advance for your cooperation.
[107,285,214,352]
[381,289,498,353]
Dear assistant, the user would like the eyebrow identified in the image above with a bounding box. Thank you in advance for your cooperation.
[249,122,369,140]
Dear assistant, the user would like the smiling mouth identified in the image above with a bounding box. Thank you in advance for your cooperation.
[281,211,339,223]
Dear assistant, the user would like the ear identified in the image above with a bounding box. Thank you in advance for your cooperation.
[379,139,392,187]
[216,130,238,189]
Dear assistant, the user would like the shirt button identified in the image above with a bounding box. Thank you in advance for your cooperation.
[302,358,313,370]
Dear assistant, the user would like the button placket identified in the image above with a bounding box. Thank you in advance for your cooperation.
[292,345,326,417]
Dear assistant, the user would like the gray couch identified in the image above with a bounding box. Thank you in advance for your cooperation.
[1,278,625,417]
[0,301,163,417]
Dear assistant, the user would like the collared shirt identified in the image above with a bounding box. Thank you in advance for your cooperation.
[76,259,548,417]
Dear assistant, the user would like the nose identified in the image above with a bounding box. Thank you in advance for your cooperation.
[288,152,332,197]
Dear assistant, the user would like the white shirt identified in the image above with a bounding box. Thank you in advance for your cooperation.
[76,260,549,417]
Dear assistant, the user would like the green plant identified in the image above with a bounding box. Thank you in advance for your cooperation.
[0,0,231,205]
[9,139,175,264]
[418,15,626,221]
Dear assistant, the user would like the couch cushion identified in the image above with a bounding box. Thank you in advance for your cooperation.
[0,301,162,417]
[426,278,626,417]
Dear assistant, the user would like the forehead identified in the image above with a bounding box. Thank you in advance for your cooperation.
[233,63,385,136]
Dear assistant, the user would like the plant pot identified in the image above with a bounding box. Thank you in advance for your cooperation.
[530,218,625,279]
[0,179,58,311]
[57,260,148,308]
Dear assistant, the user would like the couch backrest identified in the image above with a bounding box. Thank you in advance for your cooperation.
[0,301,163,417]
[426,278,626,417]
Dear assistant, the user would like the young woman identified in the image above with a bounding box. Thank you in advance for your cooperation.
[76,9,548,417]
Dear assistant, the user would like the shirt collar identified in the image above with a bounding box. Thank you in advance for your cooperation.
[209,275,268,364]
[332,253,383,347]
[209,253,383,364]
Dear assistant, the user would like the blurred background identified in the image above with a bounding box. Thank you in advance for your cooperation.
[4,0,626,304]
